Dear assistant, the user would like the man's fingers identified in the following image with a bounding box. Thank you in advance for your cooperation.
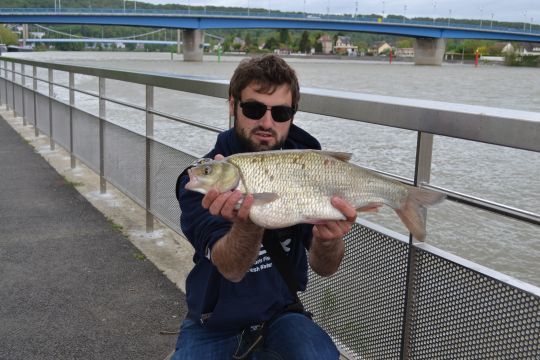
[236,194,253,220]
[201,188,219,209]
[331,197,357,223]
[208,191,233,216]
[221,191,243,219]
[214,154,225,160]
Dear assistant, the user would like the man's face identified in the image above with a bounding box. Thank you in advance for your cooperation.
[231,83,293,152]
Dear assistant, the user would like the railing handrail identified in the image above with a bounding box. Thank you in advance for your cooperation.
[2,56,539,154]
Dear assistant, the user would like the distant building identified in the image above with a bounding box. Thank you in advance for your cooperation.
[30,32,45,39]
[395,47,414,57]
[501,43,514,54]
[232,37,246,51]
[369,41,392,55]
[317,35,333,54]
[333,36,358,56]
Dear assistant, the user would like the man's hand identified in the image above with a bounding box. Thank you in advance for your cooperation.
[312,197,357,243]
[309,197,356,277]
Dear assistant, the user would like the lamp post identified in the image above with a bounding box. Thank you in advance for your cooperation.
[403,4,407,23]
[531,18,534,33]
[432,1,436,24]
[123,0,126,12]
[491,13,494,28]
[355,1,358,19]
[480,6,483,27]
[382,0,385,18]
[448,9,451,26]
[523,11,527,31]
[248,0,250,16]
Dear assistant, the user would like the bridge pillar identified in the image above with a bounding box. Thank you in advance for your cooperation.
[414,38,446,66]
[182,29,204,62]
[22,24,29,47]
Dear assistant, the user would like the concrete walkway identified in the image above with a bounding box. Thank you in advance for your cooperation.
[0,115,186,359]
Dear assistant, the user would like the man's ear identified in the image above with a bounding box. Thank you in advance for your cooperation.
[229,97,235,117]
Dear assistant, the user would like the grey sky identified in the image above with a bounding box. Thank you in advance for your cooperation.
[138,1,539,24]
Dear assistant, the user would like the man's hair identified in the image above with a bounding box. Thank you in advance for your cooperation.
[229,54,300,109]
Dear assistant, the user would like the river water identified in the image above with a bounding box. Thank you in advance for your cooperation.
[6,52,540,287]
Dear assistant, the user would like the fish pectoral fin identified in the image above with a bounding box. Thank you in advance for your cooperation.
[357,203,383,213]
[316,150,353,162]
[252,192,279,205]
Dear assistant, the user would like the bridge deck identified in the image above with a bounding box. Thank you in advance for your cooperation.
[0,114,184,360]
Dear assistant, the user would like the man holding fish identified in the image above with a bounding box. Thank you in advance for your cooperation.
[172,54,354,359]
[173,54,443,359]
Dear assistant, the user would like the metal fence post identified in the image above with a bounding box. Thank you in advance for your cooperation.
[400,131,434,359]
[11,62,15,117]
[69,72,76,169]
[99,76,107,194]
[48,68,55,150]
[145,84,154,232]
[21,64,26,125]
[0,60,4,109]
[33,66,38,137]
[3,61,6,110]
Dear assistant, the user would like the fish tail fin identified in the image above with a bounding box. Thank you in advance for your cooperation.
[395,187,445,241]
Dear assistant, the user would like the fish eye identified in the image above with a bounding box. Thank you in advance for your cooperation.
[203,166,212,175]
[192,158,212,167]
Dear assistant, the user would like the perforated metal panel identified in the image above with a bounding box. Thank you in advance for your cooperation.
[300,224,409,359]
[407,247,540,359]
[0,78,6,106]
[13,84,23,116]
[13,84,23,117]
[35,92,50,136]
[6,81,13,110]
[72,108,99,172]
[103,121,146,207]
[51,100,71,150]
[23,87,35,125]
[149,140,197,234]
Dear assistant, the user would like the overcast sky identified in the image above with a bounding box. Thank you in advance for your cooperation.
[138,0,539,24]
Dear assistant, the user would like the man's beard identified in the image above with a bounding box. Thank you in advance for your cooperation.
[236,125,287,152]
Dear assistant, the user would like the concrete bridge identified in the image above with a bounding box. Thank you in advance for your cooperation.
[2,8,540,64]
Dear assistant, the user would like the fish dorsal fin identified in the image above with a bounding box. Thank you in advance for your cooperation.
[317,150,353,162]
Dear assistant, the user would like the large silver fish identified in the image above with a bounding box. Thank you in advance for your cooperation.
[185,150,445,240]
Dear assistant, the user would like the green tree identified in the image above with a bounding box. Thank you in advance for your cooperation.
[298,31,311,53]
[396,38,413,48]
[278,29,290,45]
[0,26,19,45]
[264,36,279,50]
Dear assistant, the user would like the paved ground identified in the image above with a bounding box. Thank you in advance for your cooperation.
[0,115,186,359]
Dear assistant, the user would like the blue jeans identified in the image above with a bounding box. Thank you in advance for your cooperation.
[172,312,339,360]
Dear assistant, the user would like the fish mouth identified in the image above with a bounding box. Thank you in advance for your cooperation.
[184,168,198,191]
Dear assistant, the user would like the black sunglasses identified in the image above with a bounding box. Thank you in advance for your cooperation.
[239,100,296,123]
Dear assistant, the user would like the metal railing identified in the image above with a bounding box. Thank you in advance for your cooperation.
[0,56,538,359]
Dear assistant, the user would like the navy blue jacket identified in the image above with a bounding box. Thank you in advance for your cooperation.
[177,125,321,331]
